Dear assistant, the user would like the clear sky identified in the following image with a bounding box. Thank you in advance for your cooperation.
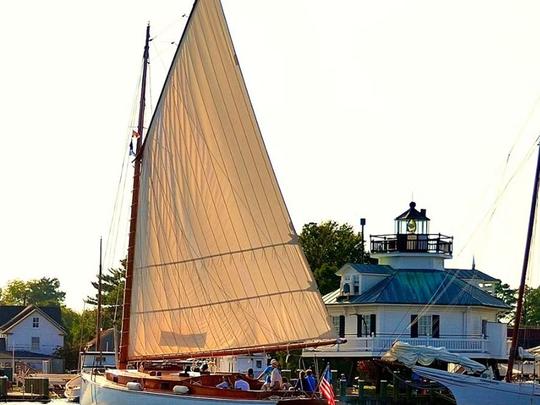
[3,0,540,310]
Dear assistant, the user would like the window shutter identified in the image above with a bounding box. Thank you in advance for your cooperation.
[357,315,363,337]
[370,314,376,336]
[432,315,440,338]
[410,315,418,338]
[339,315,345,338]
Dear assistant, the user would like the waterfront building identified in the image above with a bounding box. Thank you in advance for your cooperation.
[0,305,65,372]
[304,202,510,363]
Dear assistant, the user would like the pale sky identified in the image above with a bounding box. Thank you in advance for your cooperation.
[3,0,540,310]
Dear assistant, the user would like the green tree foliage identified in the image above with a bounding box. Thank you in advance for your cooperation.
[494,282,517,321]
[299,221,368,295]
[523,286,540,326]
[86,260,126,331]
[58,306,99,370]
[0,277,65,306]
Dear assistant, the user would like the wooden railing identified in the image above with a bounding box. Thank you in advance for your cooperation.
[371,234,453,255]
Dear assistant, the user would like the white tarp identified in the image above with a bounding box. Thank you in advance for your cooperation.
[382,341,486,373]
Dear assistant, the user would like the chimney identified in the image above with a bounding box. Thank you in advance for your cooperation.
[421,209,426,216]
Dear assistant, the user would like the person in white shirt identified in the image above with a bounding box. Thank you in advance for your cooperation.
[262,359,282,390]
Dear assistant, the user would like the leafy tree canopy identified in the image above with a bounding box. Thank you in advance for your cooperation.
[0,277,65,306]
[299,221,368,295]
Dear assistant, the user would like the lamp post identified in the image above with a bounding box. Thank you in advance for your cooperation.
[360,218,366,263]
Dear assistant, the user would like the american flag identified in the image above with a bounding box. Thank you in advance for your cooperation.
[319,364,335,405]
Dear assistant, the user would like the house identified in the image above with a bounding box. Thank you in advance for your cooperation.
[304,202,510,364]
[0,305,65,373]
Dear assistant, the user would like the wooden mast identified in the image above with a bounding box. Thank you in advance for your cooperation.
[118,23,151,369]
[506,143,540,382]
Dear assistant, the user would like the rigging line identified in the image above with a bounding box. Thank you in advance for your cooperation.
[104,58,144,264]
[455,137,539,259]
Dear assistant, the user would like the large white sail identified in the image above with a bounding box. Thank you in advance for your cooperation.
[127,0,334,360]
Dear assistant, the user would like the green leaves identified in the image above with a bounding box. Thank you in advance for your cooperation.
[0,277,65,306]
[299,221,368,295]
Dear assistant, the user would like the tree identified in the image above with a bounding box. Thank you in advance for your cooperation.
[494,282,517,321]
[86,259,126,330]
[0,277,65,306]
[299,221,368,295]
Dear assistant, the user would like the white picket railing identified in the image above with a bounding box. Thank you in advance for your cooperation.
[334,336,487,355]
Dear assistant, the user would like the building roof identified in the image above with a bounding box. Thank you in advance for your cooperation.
[0,350,58,359]
[445,268,499,283]
[395,201,430,221]
[337,263,394,275]
[0,305,64,333]
[325,268,510,309]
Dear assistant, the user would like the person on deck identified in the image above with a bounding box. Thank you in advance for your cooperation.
[247,368,255,379]
[294,370,311,392]
[305,369,317,392]
[216,376,231,389]
[261,359,282,390]
[234,376,250,391]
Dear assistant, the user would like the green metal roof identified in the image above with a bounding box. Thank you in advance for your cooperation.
[326,268,510,309]
[338,263,394,275]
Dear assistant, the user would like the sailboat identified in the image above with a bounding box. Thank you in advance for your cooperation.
[80,0,340,404]
[392,145,540,405]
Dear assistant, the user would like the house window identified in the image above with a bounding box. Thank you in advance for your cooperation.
[357,314,376,337]
[31,337,40,351]
[256,360,262,369]
[332,316,345,338]
[352,275,360,294]
[418,316,432,337]
[411,314,440,338]
[32,317,39,328]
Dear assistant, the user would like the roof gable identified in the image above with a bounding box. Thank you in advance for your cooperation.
[0,305,64,333]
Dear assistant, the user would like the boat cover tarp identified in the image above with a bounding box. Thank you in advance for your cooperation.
[382,341,486,373]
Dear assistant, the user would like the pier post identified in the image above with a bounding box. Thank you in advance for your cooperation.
[357,380,365,402]
[392,371,399,402]
[379,380,388,404]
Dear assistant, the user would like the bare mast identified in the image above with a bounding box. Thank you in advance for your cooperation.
[506,144,540,382]
[95,237,103,362]
[118,24,151,369]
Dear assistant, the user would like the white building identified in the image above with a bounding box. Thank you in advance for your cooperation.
[304,202,510,363]
[0,305,65,372]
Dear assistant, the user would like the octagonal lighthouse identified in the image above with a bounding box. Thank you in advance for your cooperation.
[370,201,453,271]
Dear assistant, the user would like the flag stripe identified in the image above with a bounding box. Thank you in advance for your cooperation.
[320,366,335,405]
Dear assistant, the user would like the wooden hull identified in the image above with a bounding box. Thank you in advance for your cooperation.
[80,372,326,405]
[413,366,540,405]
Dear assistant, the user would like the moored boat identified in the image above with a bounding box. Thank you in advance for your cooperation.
[80,0,340,403]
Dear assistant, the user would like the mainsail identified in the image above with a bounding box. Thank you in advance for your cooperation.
[124,0,335,361]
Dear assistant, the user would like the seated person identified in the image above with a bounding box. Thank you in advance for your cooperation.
[247,368,255,379]
[216,376,231,389]
[234,376,250,391]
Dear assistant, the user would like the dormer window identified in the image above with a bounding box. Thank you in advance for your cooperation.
[32,317,39,328]
[352,275,359,294]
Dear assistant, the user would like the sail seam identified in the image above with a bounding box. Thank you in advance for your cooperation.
[135,240,296,270]
[133,287,312,314]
